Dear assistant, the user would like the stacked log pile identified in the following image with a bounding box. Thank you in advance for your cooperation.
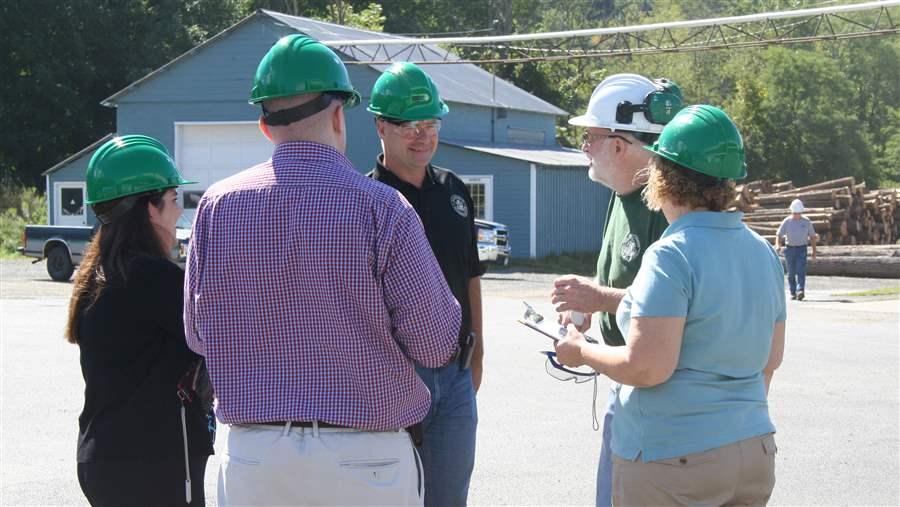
[732,177,899,246]
[729,177,900,278]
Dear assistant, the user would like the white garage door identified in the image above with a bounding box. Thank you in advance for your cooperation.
[175,122,272,221]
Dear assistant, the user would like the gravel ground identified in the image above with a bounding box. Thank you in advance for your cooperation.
[2,258,898,505]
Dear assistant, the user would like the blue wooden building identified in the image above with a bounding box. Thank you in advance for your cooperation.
[43,9,611,258]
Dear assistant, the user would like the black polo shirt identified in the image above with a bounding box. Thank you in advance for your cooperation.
[369,156,485,340]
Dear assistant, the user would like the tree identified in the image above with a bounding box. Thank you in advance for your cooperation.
[0,0,244,189]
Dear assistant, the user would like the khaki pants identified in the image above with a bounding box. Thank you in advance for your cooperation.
[219,423,424,506]
[612,433,777,507]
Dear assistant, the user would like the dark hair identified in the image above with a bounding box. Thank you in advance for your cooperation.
[643,157,736,212]
[65,190,168,344]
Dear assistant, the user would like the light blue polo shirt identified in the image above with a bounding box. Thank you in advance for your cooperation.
[613,211,787,462]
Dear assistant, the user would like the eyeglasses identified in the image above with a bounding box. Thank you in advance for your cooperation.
[540,351,597,383]
[380,118,442,140]
[581,132,633,146]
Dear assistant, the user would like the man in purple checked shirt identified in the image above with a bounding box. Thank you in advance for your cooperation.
[184,35,461,507]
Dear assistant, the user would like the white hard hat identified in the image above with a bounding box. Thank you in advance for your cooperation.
[790,199,804,213]
[568,74,682,134]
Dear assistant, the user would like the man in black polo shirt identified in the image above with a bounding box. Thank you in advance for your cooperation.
[368,62,484,507]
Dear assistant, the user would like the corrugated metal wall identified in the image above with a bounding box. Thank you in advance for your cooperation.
[535,165,611,258]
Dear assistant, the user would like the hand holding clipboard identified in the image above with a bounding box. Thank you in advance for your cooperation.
[517,301,599,344]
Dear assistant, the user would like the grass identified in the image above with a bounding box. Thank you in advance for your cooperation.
[832,287,900,297]
[505,251,597,277]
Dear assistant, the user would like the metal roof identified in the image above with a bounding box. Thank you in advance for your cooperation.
[442,140,588,167]
[257,10,567,116]
[42,134,114,176]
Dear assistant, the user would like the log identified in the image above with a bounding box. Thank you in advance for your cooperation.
[744,220,833,233]
[742,207,847,219]
[756,188,846,206]
[771,180,794,192]
[781,256,900,278]
[771,176,855,196]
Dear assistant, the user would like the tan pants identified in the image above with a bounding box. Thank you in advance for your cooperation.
[612,433,777,507]
[219,423,424,506]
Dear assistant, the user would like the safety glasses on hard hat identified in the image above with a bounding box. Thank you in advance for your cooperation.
[539,351,598,383]
[381,117,442,140]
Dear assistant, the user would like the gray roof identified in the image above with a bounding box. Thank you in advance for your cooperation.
[442,140,588,167]
[42,134,114,176]
[259,10,567,116]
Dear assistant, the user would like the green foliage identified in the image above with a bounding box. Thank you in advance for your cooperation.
[1,0,245,189]
[0,186,48,257]
[327,2,385,31]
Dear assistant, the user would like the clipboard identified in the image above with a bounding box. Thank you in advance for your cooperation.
[517,317,600,344]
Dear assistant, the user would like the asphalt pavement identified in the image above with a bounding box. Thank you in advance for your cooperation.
[1,259,898,506]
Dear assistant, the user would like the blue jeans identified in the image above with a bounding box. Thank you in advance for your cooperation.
[784,245,808,295]
[416,361,478,507]
[596,383,618,507]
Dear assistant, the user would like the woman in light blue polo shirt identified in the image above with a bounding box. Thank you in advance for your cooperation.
[556,105,786,506]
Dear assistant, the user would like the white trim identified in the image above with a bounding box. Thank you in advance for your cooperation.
[45,174,51,224]
[53,182,87,226]
[529,163,537,259]
[459,175,494,221]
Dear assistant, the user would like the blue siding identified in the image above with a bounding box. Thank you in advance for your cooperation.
[440,104,557,147]
[433,145,531,258]
[46,13,590,254]
[536,166,611,259]
[496,109,557,146]
[47,154,97,226]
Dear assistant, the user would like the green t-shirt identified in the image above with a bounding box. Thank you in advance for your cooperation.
[596,188,668,346]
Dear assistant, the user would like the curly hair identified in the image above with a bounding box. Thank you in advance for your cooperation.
[642,157,737,212]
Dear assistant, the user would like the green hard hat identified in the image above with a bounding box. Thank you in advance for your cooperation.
[367,62,449,121]
[644,105,747,180]
[86,135,195,205]
[249,34,360,107]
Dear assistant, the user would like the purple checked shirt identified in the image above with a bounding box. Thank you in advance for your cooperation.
[184,141,461,430]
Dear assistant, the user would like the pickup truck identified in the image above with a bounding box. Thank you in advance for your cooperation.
[18,217,191,281]
[475,219,511,266]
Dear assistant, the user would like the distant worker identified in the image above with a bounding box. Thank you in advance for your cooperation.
[775,199,818,300]
[184,35,461,506]
[549,74,682,507]
[367,61,484,507]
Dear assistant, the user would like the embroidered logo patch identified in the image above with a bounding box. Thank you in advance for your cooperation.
[450,194,469,217]
[620,233,640,263]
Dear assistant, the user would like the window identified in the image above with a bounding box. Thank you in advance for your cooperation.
[460,175,493,220]
[60,188,84,216]
[467,183,486,219]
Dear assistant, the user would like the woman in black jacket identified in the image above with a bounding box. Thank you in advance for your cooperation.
[65,135,213,506]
